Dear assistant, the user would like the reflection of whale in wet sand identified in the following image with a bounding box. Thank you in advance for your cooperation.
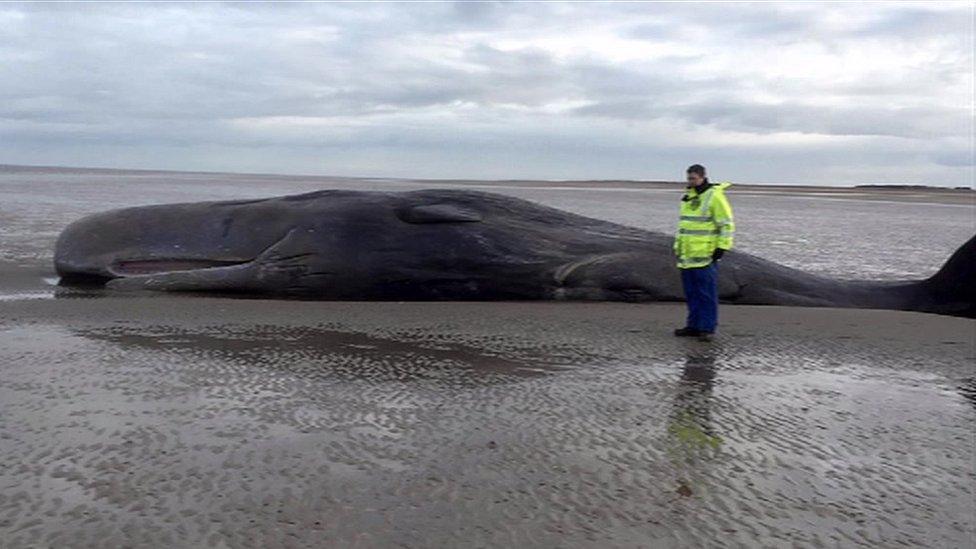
[55,189,976,317]
[75,325,585,384]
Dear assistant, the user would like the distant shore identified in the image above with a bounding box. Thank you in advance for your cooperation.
[2,163,973,205]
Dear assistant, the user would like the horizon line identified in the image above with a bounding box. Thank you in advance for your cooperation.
[1,162,972,191]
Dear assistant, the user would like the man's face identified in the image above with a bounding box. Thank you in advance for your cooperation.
[686,173,704,187]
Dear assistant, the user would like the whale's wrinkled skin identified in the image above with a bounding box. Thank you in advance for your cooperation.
[54,189,975,317]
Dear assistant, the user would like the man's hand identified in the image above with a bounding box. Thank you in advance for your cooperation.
[712,248,725,260]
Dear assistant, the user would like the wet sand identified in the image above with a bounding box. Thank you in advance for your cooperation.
[1,296,973,548]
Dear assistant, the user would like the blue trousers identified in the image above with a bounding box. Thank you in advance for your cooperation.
[681,262,719,333]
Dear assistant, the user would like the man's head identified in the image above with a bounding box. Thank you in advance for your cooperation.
[686,164,708,188]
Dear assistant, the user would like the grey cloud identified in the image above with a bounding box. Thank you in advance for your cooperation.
[0,2,971,185]
[933,150,975,168]
[848,7,974,40]
[671,101,970,139]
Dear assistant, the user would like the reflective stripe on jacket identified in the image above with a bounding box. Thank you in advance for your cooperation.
[673,182,735,269]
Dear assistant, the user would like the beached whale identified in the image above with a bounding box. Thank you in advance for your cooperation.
[54,189,975,318]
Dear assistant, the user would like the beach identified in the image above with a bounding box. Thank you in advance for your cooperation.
[1,166,974,547]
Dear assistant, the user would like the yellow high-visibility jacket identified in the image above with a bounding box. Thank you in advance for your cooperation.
[673,182,735,269]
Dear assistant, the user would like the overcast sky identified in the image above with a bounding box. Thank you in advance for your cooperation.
[1,2,972,186]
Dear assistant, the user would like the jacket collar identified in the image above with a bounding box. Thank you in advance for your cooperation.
[682,181,712,200]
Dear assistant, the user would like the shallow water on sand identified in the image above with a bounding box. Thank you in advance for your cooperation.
[1,167,973,284]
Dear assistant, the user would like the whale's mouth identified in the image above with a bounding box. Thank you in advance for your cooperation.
[110,258,252,276]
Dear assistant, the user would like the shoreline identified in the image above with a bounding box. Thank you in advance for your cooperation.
[2,295,973,342]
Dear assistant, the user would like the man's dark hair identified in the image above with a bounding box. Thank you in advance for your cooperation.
[686,164,709,184]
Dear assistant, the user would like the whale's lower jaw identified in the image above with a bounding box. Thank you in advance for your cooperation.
[57,258,254,287]
[109,258,251,276]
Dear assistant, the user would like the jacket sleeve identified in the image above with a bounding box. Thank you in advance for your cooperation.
[711,191,734,250]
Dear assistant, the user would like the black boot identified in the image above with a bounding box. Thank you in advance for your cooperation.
[674,327,700,337]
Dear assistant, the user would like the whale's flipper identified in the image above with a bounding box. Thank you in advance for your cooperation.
[919,233,976,317]
[397,204,483,224]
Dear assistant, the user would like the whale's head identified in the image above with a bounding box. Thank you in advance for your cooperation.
[54,189,496,287]
[53,190,384,285]
[54,198,290,283]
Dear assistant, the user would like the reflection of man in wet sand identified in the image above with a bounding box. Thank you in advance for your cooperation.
[667,351,722,498]
[668,351,721,451]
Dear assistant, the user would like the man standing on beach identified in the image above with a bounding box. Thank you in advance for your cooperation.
[673,164,735,341]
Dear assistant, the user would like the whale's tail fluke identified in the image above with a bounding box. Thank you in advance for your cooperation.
[918,233,976,318]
